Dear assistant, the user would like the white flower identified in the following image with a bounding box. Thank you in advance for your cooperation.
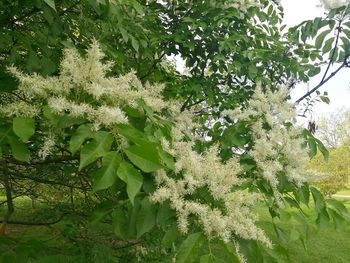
[38,135,56,159]
[320,0,350,10]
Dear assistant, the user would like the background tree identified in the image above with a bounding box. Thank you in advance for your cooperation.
[309,143,350,196]
[315,109,350,148]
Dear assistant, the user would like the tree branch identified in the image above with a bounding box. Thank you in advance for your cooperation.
[321,20,342,84]
[0,213,68,226]
[1,156,78,166]
[295,57,348,104]
[295,19,347,105]
[140,52,166,80]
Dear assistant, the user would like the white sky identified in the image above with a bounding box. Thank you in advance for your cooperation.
[282,0,350,123]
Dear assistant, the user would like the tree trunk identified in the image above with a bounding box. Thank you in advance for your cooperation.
[0,163,14,235]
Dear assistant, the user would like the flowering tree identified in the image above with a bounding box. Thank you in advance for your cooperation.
[0,0,350,262]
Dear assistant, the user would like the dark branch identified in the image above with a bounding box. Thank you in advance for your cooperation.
[295,19,347,105]
[140,52,166,80]
[1,156,78,166]
[0,213,68,226]
[295,57,348,104]
[180,93,194,112]
[321,21,342,84]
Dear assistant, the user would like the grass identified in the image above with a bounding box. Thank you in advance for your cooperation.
[256,199,350,263]
[2,195,350,262]
[335,189,350,196]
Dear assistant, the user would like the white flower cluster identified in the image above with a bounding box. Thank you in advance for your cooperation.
[4,40,167,129]
[225,86,312,202]
[152,110,271,247]
[320,0,350,10]
[38,134,56,159]
[211,0,261,17]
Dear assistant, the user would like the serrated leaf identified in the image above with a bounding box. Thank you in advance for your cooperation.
[176,232,206,263]
[79,131,113,170]
[92,152,121,192]
[69,124,93,155]
[136,198,156,238]
[125,142,162,172]
[117,161,143,205]
[12,117,35,142]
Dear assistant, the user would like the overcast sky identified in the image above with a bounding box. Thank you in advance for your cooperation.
[282,0,350,122]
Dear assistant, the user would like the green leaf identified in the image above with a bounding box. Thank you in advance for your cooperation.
[43,0,56,11]
[328,208,346,230]
[125,142,162,172]
[136,197,156,238]
[157,202,176,227]
[298,183,310,206]
[200,255,216,263]
[117,124,148,145]
[7,135,30,162]
[315,29,331,49]
[317,140,329,161]
[129,0,143,14]
[326,199,349,217]
[89,201,115,224]
[158,148,175,170]
[112,207,128,239]
[176,232,206,263]
[308,138,317,157]
[79,131,114,170]
[92,152,121,192]
[161,226,180,248]
[310,187,330,227]
[12,117,35,142]
[117,161,143,205]
[320,96,330,104]
[322,38,334,54]
[131,37,139,53]
[69,124,93,155]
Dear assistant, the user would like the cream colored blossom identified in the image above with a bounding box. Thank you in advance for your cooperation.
[151,109,271,247]
[38,135,56,159]
[7,42,168,129]
[320,0,349,10]
[225,85,314,202]
[0,101,40,117]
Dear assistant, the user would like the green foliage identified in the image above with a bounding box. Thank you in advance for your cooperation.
[124,142,163,173]
[117,161,143,205]
[92,151,121,192]
[79,131,114,170]
[1,1,350,262]
[12,117,35,142]
[175,232,206,263]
